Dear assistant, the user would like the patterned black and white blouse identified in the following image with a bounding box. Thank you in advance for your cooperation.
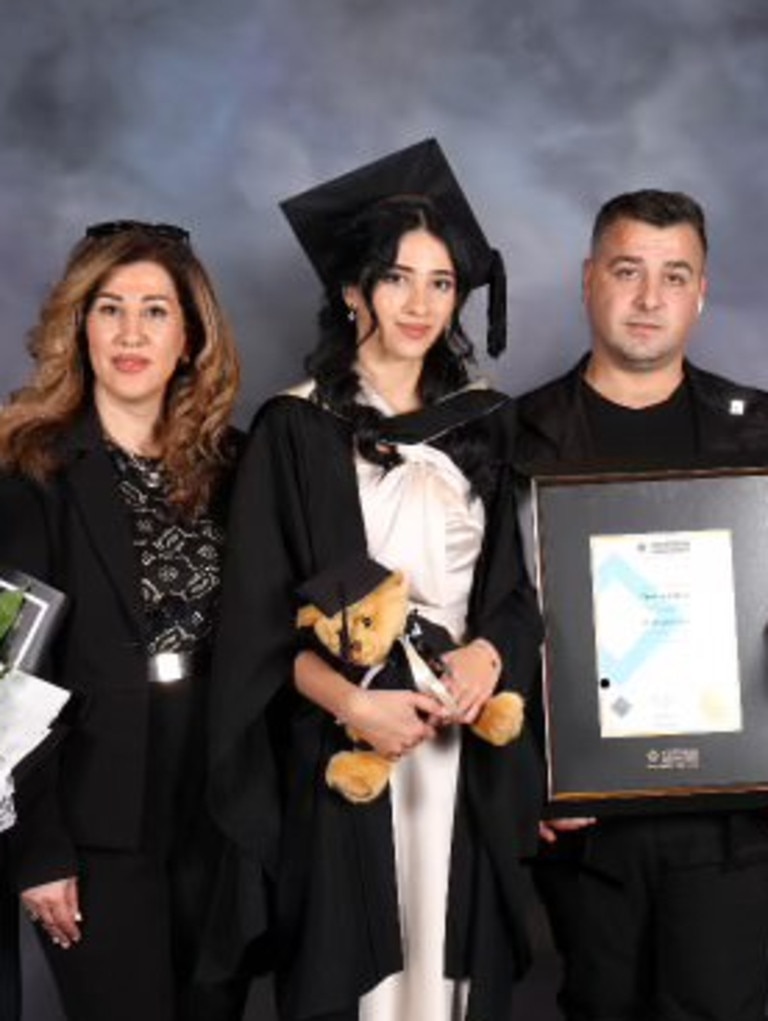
[105,441,224,656]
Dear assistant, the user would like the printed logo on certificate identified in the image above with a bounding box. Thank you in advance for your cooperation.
[590,529,742,739]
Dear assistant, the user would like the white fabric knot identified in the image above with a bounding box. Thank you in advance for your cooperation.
[357,441,484,639]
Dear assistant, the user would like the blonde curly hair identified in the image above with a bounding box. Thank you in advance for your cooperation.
[0,225,240,517]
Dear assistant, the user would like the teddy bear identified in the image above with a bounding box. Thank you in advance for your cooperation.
[296,555,525,804]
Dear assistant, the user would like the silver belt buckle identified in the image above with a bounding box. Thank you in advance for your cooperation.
[148,650,190,684]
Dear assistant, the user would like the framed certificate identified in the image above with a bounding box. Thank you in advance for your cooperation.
[532,467,768,815]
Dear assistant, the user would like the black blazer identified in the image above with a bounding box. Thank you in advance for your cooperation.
[515,356,768,470]
[0,410,232,890]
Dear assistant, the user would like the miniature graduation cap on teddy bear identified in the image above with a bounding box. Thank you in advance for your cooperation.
[296,555,525,804]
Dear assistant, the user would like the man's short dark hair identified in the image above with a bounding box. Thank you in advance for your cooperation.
[591,190,708,257]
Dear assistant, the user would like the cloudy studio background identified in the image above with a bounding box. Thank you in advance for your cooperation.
[3,2,768,1018]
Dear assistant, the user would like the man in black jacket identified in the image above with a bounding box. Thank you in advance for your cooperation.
[516,190,768,1021]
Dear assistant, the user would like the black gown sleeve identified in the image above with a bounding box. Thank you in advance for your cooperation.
[466,400,543,700]
[205,397,329,976]
[209,399,319,863]
[206,405,298,954]
[461,399,545,874]
[204,394,374,981]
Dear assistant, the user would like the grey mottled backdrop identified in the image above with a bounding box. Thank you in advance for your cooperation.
[5,1,768,1018]
[4,0,768,415]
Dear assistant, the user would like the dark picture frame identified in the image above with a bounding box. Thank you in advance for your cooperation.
[0,567,67,674]
[532,467,768,816]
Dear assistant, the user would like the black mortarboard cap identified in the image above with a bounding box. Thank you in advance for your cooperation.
[297,555,393,617]
[280,138,507,357]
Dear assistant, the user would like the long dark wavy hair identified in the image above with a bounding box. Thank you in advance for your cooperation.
[306,196,494,496]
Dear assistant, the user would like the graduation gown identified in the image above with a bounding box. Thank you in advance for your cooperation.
[208,385,543,1020]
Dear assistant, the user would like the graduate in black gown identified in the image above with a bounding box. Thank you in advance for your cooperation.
[209,140,543,1021]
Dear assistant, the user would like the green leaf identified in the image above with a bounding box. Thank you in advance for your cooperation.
[0,589,24,644]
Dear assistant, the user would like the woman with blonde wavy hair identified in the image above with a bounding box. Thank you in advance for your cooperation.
[0,221,249,1021]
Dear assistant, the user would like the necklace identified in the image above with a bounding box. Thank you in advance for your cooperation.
[103,436,165,490]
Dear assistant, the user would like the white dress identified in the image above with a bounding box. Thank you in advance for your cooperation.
[356,388,485,1021]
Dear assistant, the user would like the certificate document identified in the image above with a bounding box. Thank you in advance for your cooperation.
[590,529,741,739]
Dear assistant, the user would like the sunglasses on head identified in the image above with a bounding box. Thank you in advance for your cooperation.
[85,220,190,243]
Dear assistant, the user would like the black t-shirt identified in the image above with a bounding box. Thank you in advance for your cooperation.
[580,377,697,466]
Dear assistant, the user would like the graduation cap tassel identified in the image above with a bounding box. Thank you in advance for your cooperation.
[486,248,507,359]
[338,581,352,662]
